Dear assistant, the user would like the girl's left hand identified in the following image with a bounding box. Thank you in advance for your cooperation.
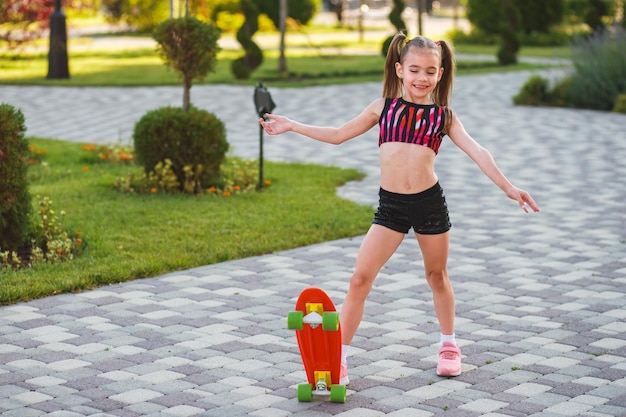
[507,187,540,213]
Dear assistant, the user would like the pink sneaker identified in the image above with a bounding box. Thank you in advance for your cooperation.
[436,342,462,377]
[340,361,349,385]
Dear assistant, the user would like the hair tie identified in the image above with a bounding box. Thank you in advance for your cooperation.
[400,36,410,50]
[435,40,441,46]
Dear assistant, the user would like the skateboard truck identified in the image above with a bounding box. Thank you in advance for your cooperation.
[303,303,324,329]
[314,371,331,394]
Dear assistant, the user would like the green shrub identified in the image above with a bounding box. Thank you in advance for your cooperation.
[613,94,626,113]
[513,75,549,106]
[514,74,578,108]
[568,28,626,110]
[549,76,575,107]
[0,103,32,254]
[133,105,229,192]
[31,196,85,265]
[447,28,498,45]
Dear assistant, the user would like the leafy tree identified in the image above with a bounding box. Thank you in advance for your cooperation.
[101,0,169,32]
[467,0,521,65]
[231,0,317,79]
[0,0,55,47]
[153,17,221,110]
[498,0,521,65]
[585,0,615,31]
[517,0,565,34]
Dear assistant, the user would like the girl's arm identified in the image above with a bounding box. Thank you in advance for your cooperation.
[447,113,540,213]
[259,98,384,145]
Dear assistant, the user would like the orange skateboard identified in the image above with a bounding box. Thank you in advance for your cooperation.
[287,287,347,403]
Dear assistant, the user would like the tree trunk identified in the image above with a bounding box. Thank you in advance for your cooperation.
[183,77,191,111]
[279,0,288,76]
[416,0,424,36]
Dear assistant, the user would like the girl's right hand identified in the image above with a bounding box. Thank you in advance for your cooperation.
[259,114,292,135]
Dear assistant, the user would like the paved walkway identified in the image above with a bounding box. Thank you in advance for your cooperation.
[1,68,626,417]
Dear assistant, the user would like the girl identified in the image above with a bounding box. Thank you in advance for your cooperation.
[259,33,539,382]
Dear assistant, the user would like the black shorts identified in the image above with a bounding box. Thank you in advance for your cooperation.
[372,182,451,235]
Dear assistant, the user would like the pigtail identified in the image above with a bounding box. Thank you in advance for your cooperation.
[382,32,407,98]
[432,40,455,108]
[432,40,456,133]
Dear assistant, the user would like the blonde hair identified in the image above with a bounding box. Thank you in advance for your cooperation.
[382,33,456,132]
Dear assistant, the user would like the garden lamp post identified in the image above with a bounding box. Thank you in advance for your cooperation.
[253,82,276,190]
[47,0,70,79]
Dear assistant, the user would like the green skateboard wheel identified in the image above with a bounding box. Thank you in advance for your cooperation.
[322,312,339,331]
[330,384,346,403]
[297,383,313,402]
[287,311,303,330]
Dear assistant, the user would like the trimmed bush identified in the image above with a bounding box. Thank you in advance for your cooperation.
[0,103,32,253]
[549,76,574,107]
[614,94,626,113]
[513,75,549,106]
[231,0,263,80]
[133,105,229,192]
[381,0,406,57]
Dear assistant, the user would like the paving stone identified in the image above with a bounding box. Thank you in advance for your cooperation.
[1,62,626,416]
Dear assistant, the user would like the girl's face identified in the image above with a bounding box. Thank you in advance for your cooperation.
[395,47,443,104]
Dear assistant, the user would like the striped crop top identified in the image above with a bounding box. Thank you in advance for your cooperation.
[378,97,446,154]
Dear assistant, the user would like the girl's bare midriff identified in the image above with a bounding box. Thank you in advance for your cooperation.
[379,142,438,193]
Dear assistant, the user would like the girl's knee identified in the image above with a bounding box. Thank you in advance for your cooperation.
[349,271,375,294]
[425,269,449,290]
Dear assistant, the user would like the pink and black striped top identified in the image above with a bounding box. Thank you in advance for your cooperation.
[378,97,446,154]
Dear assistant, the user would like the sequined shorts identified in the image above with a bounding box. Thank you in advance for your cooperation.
[372,182,451,235]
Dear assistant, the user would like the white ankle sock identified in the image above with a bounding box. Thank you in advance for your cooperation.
[341,344,349,363]
[440,333,456,346]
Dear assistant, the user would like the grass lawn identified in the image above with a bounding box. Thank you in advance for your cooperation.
[0,37,563,87]
[0,138,373,305]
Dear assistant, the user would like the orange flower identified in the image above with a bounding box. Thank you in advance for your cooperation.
[56,249,63,255]
[76,238,83,245]
[76,231,82,236]
[233,185,241,191]
[150,187,157,193]
[99,154,107,160]
[207,186,217,193]
[82,166,89,172]
[264,179,272,186]
[223,191,231,197]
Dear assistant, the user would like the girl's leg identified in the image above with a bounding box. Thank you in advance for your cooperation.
[417,231,461,376]
[415,232,454,335]
[340,224,405,345]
